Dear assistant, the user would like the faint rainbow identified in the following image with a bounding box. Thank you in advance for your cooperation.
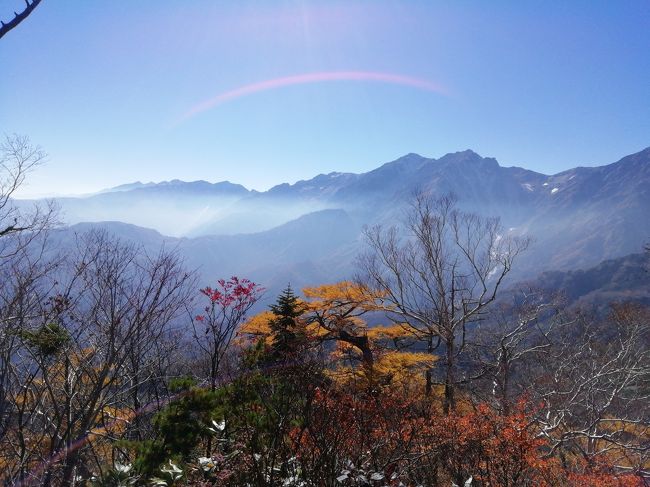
[177,71,448,123]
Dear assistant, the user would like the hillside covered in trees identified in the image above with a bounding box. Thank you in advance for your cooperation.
[0,136,647,485]
[2,2,649,485]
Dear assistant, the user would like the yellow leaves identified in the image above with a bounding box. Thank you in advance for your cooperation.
[367,323,409,340]
[238,308,322,346]
[302,282,438,392]
[377,351,437,372]
[328,345,437,391]
[305,321,330,339]
[367,324,417,350]
[328,340,360,360]
[241,282,438,394]
[241,283,402,346]
[303,280,366,299]
[303,281,382,314]
[303,282,374,339]
[374,351,436,388]
[239,310,274,342]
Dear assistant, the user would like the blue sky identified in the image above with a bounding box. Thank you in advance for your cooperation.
[1,0,649,196]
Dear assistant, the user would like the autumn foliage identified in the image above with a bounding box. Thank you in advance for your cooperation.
[1,276,646,486]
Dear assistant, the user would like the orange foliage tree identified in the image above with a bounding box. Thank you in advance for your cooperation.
[240,281,434,392]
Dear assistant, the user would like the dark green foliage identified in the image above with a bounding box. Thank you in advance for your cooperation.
[218,356,318,485]
[268,285,307,363]
[128,289,326,484]
[21,322,70,356]
[88,465,139,486]
[132,380,221,477]
[168,376,198,393]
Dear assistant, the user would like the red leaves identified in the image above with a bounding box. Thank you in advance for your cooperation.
[199,277,263,310]
[568,468,643,487]
[194,277,264,388]
[194,277,264,337]
[415,401,551,485]
[290,390,643,486]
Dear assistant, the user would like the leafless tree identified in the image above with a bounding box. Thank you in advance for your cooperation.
[0,136,198,484]
[358,193,529,412]
[0,134,61,485]
[0,135,58,257]
[0,241,62,484]
[533,303,650,478]
[0,230,195,485]
[0,0,43,40]
[470,289,570,414]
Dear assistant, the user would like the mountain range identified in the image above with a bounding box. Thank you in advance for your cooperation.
[31,146,650,304]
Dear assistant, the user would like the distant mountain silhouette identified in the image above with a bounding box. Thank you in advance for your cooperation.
[514,252,650,313]
[51,209,361,308]
[29,180,250,237]
[32,146,650,296]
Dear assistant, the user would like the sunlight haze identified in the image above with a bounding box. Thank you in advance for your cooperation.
[2,1,649,196]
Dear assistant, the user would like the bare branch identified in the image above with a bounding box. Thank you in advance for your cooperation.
[0,0,43,40]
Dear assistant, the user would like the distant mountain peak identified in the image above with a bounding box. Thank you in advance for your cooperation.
[394,152,427,163]
[440,149,485,161]
[612,146,650,165]
[432,150,500,172]
[455,149,481,157]
[402,152,425,159]
[100,181,156,193]
[372,153,427,173]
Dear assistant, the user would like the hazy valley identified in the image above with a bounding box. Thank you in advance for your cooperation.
[3,2,648,483]
[37,146,650,307]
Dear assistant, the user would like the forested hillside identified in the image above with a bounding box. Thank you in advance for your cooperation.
[2,1,649,484]
[0,139,647,485]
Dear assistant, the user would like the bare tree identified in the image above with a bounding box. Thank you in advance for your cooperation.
[534,303,650,477]
[0,140,197,484]
[0,134,61,484]
[0,239,62,484]
[470,289,570,414]
[0,135,57,257]
[0,230,195,485]
[358,193,529,412]
[0,0,43,40]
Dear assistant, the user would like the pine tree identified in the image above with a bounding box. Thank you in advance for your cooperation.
[268,285,307,363]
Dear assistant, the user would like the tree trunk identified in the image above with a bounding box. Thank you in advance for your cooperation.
[425,335,433,396]
[443,335,455,414]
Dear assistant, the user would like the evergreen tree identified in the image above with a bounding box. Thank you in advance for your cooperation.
[268,284,307,363]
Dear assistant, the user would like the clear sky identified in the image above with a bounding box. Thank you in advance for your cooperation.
[1,0,649,197]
